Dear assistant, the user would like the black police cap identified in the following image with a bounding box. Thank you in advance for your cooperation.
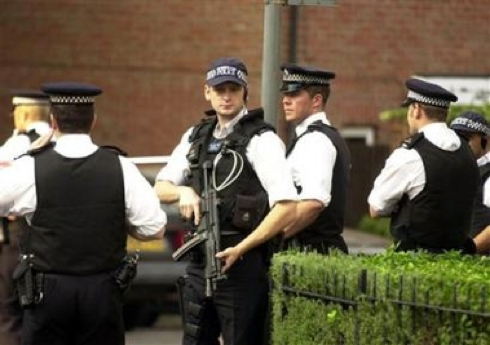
[10,89,49,106]
[450,111,490,137]
[401,78,457,109]
[40,82,102,105]
[280,63,335,93]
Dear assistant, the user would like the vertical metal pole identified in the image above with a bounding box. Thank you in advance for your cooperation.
[261,1,283,127]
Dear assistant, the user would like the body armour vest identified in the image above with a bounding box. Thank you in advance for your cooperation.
[391,133,479,250]
[470,162,490,237]
[286,121,350,242]
[29,147,126,274]
[187,108,274,234]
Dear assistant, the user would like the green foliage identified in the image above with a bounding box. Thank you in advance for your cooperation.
[357,214,391,238]
[271,251,490,345]
[379,104,490,123]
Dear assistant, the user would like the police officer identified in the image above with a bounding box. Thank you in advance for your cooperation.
[450,111,490,241]
[0,90,51,162]
[0,82,167,345]
[0,90,50,345]
[280,64,350,254]
[154,57,297,345]
[368,78,479,253]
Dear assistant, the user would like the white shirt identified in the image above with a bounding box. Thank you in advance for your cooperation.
[0,121,51,162]
[477,151,490,207]
[368,123,461,216]
[287,112,336,206]
[156,108,297,206]
[0,134,167,237]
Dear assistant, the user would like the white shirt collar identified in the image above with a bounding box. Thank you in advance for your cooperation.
[54,134,98,158]
[295,112,331,137]
[213,107,248,139]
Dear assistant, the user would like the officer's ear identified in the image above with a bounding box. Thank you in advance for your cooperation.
[204,85,211,101]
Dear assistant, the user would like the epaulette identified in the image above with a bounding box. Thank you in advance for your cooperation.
[100,145,128,156]
[401,132,424,149]
[22,142,56,158]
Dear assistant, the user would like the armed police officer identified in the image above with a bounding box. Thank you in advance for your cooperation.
[368,78,479,253]
[449,112,490,245]
[0,90,50,345]
[155,57,297,345]
[279,64,350,254]
[0,82,167,345]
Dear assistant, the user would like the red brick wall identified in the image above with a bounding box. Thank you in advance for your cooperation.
[1,0,489,155]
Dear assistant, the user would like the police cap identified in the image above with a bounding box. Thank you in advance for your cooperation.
[401,78,458,109]
[40,82,102,105]
[206,57,248,87]
[280,63,335,93]
[10,89,49,106]
[450,111,490,137]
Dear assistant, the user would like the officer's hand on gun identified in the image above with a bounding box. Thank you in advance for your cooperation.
[178,186,201,226]
[215,246,241,273]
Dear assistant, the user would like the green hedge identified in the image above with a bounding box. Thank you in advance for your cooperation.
[271,251,490,345]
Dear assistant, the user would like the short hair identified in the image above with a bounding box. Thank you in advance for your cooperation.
[51,104,94,133]
[304,84,331,107]
[419,103,447,122]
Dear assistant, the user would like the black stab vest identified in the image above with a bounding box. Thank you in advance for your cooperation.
[187,108,274,234]
[286,121,351,243]
[391,133,479,251]
[470,162,490,237]
[29,147,126,274]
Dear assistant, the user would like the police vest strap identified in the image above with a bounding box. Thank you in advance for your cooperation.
[25,141,56,158]
[287,120,335,154]
[480,162,490,182]
[401,132,425,149]
[100,145,128,156]
[188,117,216,143]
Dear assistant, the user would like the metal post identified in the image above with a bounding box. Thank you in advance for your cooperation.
[261,1,284,127]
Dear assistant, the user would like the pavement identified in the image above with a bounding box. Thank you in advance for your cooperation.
[343,227,392,253]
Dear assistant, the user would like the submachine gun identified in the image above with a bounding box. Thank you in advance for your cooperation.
[172,160,227,297]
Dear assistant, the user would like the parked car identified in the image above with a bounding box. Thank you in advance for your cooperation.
[123,156,189,329]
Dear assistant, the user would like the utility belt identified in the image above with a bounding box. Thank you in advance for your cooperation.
[12,251,140,308]
[13,254,44,309]
[113,250,140,296]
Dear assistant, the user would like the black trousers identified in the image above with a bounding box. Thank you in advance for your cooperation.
[182,242,270,345]
[21,273,124,345]
[0,219,27,345]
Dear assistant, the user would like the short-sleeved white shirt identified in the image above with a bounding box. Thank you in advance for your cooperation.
[0,134,166,237]
[286,112,336,207]
[368,123,461,216]
[0,122,51,162]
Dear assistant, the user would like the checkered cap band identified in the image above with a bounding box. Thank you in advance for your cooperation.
[49,95,95,104]
[451,117,490,136]
[407,90,451,108]
[282,73,331,85]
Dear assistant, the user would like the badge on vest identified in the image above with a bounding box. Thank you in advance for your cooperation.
[207,138,223,154]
